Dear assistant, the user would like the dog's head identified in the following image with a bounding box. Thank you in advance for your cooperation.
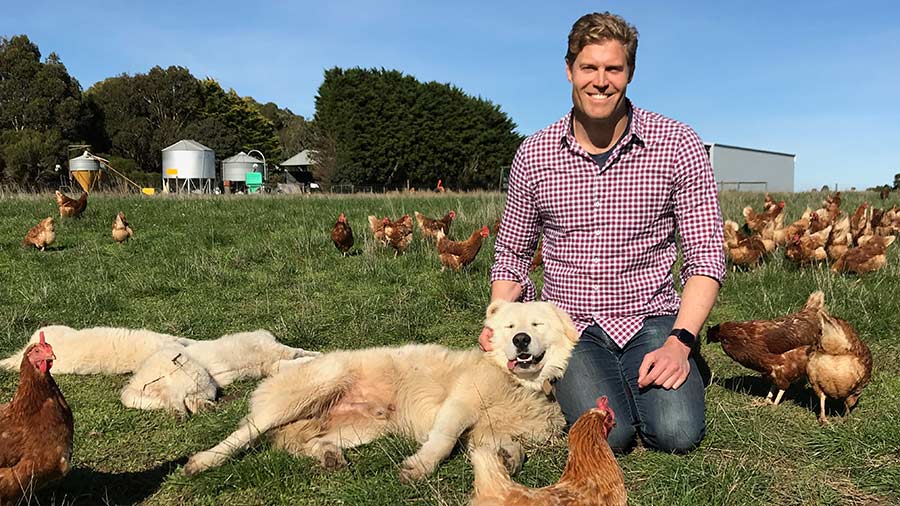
[483,300,579,390]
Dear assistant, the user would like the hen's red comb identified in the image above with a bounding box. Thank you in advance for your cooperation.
[596,396,609,410]
[39,331,46,345]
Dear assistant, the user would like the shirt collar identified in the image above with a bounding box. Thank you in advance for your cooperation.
[559,99,646,152]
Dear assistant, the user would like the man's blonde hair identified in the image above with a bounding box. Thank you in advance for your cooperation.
[566,12,639,78]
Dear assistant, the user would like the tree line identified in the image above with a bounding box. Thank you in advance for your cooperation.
[0,34,523,191]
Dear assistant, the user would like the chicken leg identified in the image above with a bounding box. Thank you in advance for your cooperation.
[817,392,829,425]
[771,389,786,407]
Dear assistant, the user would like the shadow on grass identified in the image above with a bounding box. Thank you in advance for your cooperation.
[39,457,187,505]
[714,374,853,418]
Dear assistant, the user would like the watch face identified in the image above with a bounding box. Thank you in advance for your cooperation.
[674,328,696,345]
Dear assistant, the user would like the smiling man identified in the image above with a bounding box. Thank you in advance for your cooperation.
[480,12,726,453]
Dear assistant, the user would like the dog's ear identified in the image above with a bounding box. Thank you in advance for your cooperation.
[547,302,579,343]
[485,300,507,323]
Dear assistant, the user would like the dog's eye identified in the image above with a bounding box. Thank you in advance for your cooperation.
[531,322,543,327]
[506,324,515,329]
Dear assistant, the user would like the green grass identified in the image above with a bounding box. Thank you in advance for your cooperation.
[1,190,899,505]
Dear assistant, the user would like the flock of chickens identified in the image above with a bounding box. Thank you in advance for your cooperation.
[725,192,898,273]
[330,210,492,271]
[21,191,134,251]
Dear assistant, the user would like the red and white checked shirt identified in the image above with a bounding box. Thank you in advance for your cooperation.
[491,103,726,347]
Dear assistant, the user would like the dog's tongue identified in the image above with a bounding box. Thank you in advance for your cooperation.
[507,359,517,370]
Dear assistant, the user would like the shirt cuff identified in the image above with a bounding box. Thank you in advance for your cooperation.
[680,265,726,287]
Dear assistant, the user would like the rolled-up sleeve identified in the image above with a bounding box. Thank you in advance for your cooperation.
[672,128,726,287]
[490,146,541,301]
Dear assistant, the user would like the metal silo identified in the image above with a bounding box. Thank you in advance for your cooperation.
[222,151,264,182]
[161,140,215,193]
[68,151,102,192]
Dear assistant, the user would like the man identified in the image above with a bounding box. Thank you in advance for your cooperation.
[480,12,725,453]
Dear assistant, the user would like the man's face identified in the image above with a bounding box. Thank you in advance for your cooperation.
[566,40,631,123]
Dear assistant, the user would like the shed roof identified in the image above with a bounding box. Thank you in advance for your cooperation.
[280,149,314,166]
[162,139,213,152]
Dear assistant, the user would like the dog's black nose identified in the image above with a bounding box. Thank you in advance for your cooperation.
[512,333,531,350]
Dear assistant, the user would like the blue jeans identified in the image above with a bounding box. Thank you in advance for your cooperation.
[555,315,706,453]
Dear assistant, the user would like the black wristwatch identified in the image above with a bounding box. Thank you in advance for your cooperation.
[670,328,696,347]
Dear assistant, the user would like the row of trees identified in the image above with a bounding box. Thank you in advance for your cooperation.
[0,34,524,190]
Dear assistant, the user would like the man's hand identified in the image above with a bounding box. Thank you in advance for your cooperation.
[478,326,494,351]
[638,336,691,390]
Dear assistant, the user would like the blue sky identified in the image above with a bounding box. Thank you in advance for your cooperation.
[4,0,899,191]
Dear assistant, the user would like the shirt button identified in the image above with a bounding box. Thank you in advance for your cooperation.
[594,201,601,208]
[594,230,602,236]
[593,257,601,263]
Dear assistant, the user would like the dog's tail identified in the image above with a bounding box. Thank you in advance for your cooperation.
[470,446,517,502]
[183,357,354,476]
[0,351,22,370]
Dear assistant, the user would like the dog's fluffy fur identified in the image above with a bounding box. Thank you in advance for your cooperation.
[0,325,186,374]
[120,330,320,415]
[184,301,579,480]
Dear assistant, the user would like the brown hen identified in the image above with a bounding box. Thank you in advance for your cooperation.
[111,211,134,244]
[807,312,872,425]
[436,226,489,271]
[54,190,87,218]
[384,214,413,254]
[414,210,455,240]
[0,332,74,505]
[22,217,56,251]
[471,396,626,506]
[831,235,895,274]
[330,213,354,255]
[706,291,824,406]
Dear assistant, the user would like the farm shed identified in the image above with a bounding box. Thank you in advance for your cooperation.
[705,143,795,193]
[279,150,316,187]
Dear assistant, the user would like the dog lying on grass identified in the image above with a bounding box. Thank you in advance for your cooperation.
[2,326,319,416]
[184,300,579,481]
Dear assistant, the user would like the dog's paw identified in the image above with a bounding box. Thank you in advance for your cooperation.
[399,456,432,482]
[184,398,216,415]
[183,455,206,476]
[320,448,348,471]
[498,443,525,475]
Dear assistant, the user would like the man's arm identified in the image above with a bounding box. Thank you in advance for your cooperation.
[637,275,719,389]
[638,126,725,389]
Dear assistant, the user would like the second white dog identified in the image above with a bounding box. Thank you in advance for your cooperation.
[121,330,320,415]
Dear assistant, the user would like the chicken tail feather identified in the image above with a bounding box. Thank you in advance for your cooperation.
[706,324,721,344]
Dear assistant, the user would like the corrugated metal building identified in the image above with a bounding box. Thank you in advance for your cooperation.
[705,143,795,192]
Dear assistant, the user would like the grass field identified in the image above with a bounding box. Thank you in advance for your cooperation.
[1,190,899,506]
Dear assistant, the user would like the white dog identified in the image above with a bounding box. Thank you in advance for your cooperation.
[121,330,320,415]
[0,325,185,374]
[184,300,579,480]
[1,326,320,416]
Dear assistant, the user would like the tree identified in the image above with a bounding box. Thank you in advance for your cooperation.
[0,129,64,185]
[312,67,522,189]
[0,35,93,184]
[87,70,280,173]
[894,173,900,190]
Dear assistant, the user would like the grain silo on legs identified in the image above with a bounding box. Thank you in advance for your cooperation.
[222,151,264,193]
[162,140,215,194]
